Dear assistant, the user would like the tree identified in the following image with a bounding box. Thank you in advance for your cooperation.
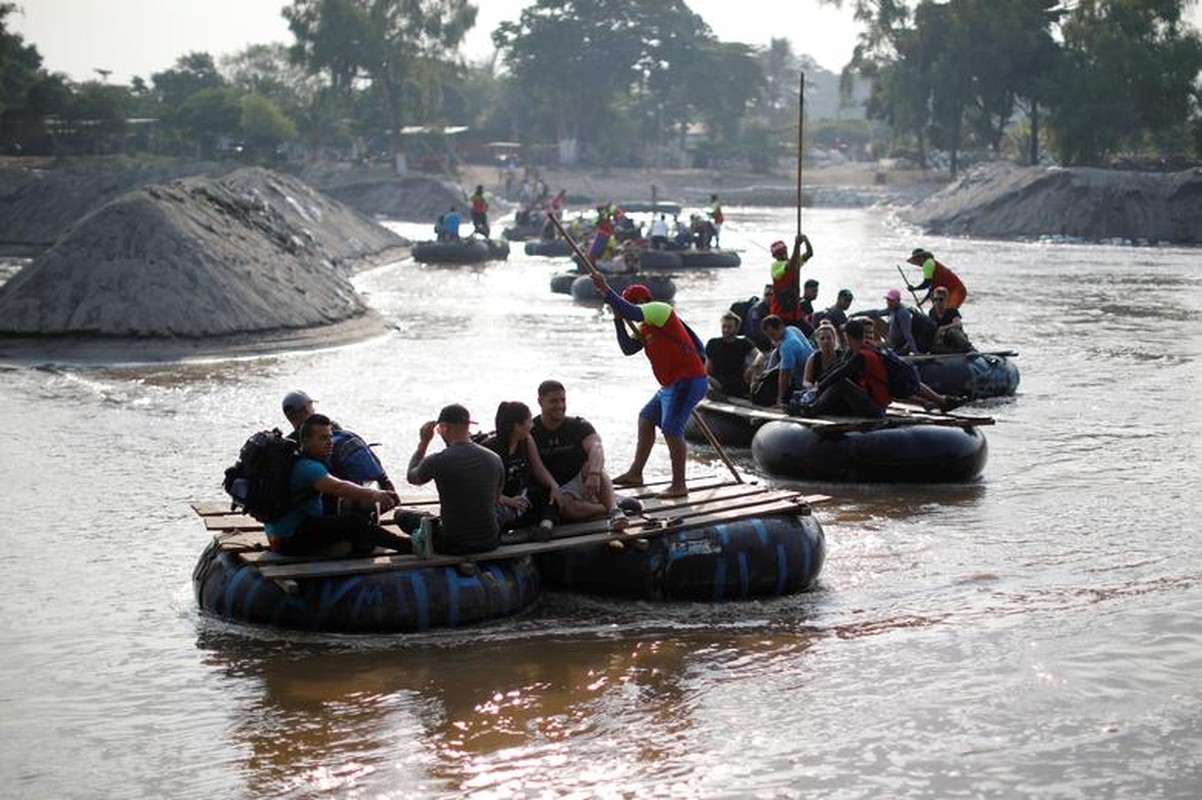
[240,93,297,157]
[151,51,224,112]
[284,0,478,163]
[176,86,242,158]
[1043,0,1202,165]
[493,0,763,165]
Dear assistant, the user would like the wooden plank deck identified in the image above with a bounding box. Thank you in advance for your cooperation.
[190,474,831,582]
[698,396,994,432]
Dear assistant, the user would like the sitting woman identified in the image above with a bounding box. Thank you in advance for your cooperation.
[485,401,561,534]
[802,321,843,395]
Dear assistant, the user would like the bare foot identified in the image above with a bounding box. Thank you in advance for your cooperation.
[612,472,644,487]
[656,485,688,499]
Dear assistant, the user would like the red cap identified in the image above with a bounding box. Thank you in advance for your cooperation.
[770,240,787,257]
[621,284,653,304]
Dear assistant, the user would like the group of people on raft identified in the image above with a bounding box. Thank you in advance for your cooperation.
[433,185,494,241]
[255,379,656,565]
[703,239,974,416]
[579,194,725,273]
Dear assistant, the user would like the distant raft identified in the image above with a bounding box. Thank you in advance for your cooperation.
[907,351,1020,399]
[536,480,826,598]
[752,420,989,483]
[412,238,509,264]
[524,239,574,257]
[569,273,677,302]
[192,538,540,633]
[578,248,741,271]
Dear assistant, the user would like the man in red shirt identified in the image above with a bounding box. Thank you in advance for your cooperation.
[591,275,708,498]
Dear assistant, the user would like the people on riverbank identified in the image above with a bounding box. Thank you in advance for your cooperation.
[593,277,707,499]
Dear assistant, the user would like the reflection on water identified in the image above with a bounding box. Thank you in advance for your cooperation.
[2,207,1201,797]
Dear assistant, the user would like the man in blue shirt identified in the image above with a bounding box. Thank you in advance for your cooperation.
[760,314,816,407]
[265,414,409,556]
[441,205,461,241]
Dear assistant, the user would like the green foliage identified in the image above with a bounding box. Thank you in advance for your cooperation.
[493,0,762,161]
[284,0,478,155]
[240,93,298,155]
[1043,0,1202,165]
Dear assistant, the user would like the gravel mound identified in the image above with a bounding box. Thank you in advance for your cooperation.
[903,163,1202,243]
[0,167,404,339]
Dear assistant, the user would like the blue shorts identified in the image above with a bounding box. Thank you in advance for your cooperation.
[639,375,708,437]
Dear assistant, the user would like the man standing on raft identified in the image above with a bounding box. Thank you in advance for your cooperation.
[590,275,708,498]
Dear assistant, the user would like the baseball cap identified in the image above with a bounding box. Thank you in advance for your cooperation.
[885,288,902,302]
[282,390,314,414]
[621,283,653,304]
[436,403,476,425]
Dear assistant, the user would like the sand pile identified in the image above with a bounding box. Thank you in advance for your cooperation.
[314,174,469,221]
[904,163,1202,243]
[0,167,404,343]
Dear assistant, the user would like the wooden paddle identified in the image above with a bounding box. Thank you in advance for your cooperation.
[546,212,745,485]
[897,264,923,306]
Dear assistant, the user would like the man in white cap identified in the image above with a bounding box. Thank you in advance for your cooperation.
[281,390,396,493]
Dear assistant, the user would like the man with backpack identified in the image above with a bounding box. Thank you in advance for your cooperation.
[851,288,936,354]
[281,390,396,496]
[263,413,409,557]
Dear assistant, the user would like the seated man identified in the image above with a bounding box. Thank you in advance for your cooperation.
[281,390,396,492]
[928,286,973,353]
[705,311,758,398]
[813,288,854,336]
[759,314,816,408]
[265,413,407,557]
[403,404,504,556]
[851,288,935,355]
[531,379,628,530]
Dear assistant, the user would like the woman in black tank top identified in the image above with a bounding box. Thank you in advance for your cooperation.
[803,323,843,390]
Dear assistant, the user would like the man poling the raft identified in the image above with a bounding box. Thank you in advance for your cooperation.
[903,248,968,310]
[545,212,746,495]
[590,274,707,499]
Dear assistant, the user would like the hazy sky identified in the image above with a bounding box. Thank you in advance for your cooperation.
[9,0,861,83]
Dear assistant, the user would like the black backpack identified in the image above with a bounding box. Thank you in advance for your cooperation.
[223,429,301,522]
[875,346,921,399]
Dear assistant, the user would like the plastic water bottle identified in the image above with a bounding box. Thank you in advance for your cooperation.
[412,517,433,559]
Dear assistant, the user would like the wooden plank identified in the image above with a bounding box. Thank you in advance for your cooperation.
[255,497,813,581]
[904,350,1017,364]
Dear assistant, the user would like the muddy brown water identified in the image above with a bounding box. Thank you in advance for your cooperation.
[1,208,1199,798]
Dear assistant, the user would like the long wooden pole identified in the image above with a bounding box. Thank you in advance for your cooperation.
[546,211,745,486]
[797,71,805,237]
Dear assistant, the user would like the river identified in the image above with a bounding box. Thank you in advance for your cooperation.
[0,206,1199,798]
